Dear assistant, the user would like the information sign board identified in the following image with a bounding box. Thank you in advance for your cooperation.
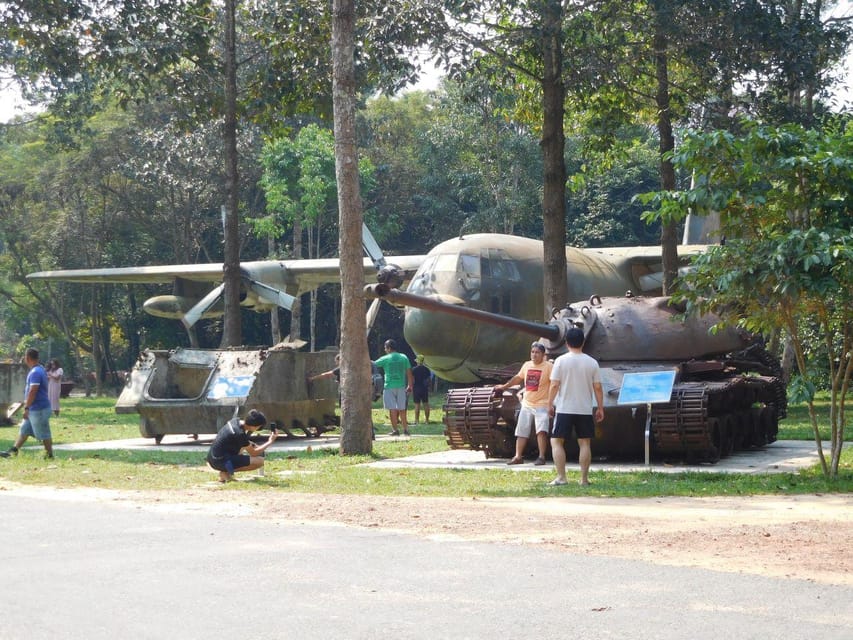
[617,370,677,405]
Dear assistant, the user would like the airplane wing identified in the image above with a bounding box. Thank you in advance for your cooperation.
[27,255,428,291]
[26,263,226,284]
[28,254,429,325]
[587,244,708,293]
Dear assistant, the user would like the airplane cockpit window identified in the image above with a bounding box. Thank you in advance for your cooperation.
[459,254,480,276]
[458,253,481,298]
[481,249,517,315]
[481,249,520,281]
[412,255,437,282]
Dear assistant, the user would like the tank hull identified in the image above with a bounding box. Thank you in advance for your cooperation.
[441,296,786,463]
[116,348,338,440]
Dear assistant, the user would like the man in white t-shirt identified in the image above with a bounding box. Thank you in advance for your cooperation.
[495,341,553,465]
[547,328,604,486]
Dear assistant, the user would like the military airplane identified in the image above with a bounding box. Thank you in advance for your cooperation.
[27,226,706,383]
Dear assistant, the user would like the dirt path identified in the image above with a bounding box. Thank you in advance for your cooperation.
[254,492,853,586]
[3,482,850,585]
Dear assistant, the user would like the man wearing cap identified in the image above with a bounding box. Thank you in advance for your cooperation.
[373,339,413,436]
[547,328,604,486]
[495,342,553,466]
[411,355,432,425]
[206,409,278,482]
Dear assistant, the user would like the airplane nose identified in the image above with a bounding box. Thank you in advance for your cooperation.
[403,306,478,377]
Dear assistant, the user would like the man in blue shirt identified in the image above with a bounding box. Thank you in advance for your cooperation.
[2,348,54,459]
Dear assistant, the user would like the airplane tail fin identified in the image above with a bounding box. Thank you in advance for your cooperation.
[682,210,722,245]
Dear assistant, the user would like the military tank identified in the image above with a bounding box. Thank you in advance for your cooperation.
[366,285,786,463]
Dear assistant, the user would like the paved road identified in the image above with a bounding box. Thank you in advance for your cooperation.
[1,491,850,639]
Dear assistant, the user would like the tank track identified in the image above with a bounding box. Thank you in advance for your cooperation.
[443,387,516,458]
[443,371,785,463]
[651,376,782,462]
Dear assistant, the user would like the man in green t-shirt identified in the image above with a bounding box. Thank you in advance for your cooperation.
[373,339,413,436]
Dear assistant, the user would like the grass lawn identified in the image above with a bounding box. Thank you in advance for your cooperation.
[0,393,849,496]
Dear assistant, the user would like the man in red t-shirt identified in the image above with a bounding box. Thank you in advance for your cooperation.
[495,342,553,465]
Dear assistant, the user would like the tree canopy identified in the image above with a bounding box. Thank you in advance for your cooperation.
[641,119,852,477]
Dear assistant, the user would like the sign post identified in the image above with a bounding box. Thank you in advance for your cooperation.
[616,370,677,466]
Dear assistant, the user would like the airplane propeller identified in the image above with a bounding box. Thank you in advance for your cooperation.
[180,275,297,330]
[362,223,408,336]
[177,224,400,333]
[181,283,225,330]
[245,278,297,311]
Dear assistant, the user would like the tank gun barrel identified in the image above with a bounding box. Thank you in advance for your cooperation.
[365,284,565,346]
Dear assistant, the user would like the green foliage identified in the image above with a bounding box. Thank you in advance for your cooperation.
[256,123,376,257]
[642,119,852,477]
[258,124,338,237]
[565,129,663,246]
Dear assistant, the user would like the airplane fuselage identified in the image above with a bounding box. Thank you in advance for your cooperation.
[403,234,702,383]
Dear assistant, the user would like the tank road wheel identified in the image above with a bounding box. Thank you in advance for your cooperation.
[763,406,779,443]
[737,410,756,448]
[713,415,735,459]
[706,418,722,463]
[729,412,747,452]
[750,408,768,447]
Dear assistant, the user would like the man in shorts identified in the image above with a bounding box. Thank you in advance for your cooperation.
[411,355,432,425]
[206,409,278,482]
[547,328,604,486]
[494,342,553,465]
[373,339,413,436]
[2,348,54,459]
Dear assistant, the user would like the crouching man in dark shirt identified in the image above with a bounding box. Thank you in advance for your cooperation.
[206,409,278,482]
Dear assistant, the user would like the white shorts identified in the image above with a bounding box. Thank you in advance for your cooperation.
[514,406,550,438]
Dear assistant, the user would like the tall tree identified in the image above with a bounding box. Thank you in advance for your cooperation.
[540,0,569,310]
[221,0,241,347]
[434,0,574,314]
[333,0,373,454]
[257,123,376,349]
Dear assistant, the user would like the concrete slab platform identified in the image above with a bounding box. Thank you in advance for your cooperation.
[367,439,826,474]
[47,435,826,474]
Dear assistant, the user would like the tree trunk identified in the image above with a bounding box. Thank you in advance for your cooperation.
[289,219,303,341]
[221,0,242,347]
[91,295,103,396]
[333,0,373,455]
[268,235,282,343]
[653,5,678,294]
[541,0,568,315]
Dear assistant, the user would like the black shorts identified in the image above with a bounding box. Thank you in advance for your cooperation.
[552,413,595,440]
[412,387,429,403]
[207,454,250,472]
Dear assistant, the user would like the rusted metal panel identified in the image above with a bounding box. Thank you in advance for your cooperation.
[115,348,337,440]
[0,363,28,425]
